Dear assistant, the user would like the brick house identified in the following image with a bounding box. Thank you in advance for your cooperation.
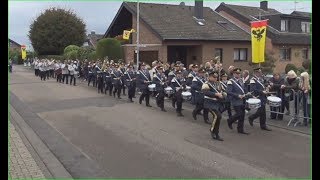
[104,1,255,71]
[9,39,21,50]
[215,1,311,73]
[83,31,104,48]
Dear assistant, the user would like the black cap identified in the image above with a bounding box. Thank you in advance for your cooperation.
[192,64,199,68]
[176,61,181,64]
[141,62,146,66]
[198,68,206,73]
[209,71,219,77]
[233,68,242,73]
[254,67,262,72]
[174,63,180,67]
[221,72,228,77]
[176,70,182,74]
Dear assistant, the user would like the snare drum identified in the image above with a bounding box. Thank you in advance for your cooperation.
[164,87,174,95]
[267,96,282,107]
[182,91,192,101]
[185,86,191,92]
[246,98,261,109]
[148,84,156,92]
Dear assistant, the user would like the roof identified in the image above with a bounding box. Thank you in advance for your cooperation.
[215,3,310,45]
[106,2,251,41]
[291,11,311,18]
[9,39,21,47]
[86,33,104,47]
[218,3,281,21]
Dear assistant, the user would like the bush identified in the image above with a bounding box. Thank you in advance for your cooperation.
[88,51,98,61]
[64,50,78,60]
[77,46,95,61]
[64,45,80,54]
[302,59,311,72]
[285,63,297,74]
[296,67,305,76]
[96,38,123,60]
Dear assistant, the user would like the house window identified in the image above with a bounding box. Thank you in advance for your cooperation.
[280,48,291,61]
[214,48,223,63]
[233,48,247,61]
[301,22,310,33]
[281,19,289,32]
[302,48,309,60]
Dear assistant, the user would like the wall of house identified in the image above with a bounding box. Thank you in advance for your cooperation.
[202,41,253,71]
[272,45,311,73]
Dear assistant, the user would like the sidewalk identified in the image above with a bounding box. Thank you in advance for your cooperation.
[9,122,46,179]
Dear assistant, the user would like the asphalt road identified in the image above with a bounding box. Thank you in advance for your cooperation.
[9,65,311,178]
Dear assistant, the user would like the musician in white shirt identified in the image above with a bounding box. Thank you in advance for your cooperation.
[68,61,78,86]
[61,61,69,84]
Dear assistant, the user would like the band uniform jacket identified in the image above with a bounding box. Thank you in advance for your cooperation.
[104,68,112,83]
[202,82,224,111]
[250,76,267,105]
[186,71,197,86]
[153,73,167,92]
[137,69,151,90]
[191,76,205,104]
[226,77,247,106]
[112,69,123,86]
[124,70,137,87]
[170,77,186,93]
[220,80,230,102]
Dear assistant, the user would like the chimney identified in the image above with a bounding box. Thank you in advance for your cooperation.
[91,30,95,35]
[260,1,268,11]
[195,0,203,19]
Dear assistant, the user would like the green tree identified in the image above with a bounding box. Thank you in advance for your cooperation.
[77,46,95,61]
[96,38,123,61]
[64,50,78,60]
[88,51,98,61]
[28,7,86,55]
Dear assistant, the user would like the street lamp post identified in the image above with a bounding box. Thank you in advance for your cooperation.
[136,0,140,70]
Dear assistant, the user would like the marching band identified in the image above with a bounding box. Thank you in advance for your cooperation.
[30,57,311,141]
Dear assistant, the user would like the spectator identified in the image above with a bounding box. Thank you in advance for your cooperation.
[268,73,285,120]
[299,72,311,126]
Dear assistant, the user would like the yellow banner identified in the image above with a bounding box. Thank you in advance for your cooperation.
[123,30,131,40]
[251,20,268,63]
[21,45,27,60]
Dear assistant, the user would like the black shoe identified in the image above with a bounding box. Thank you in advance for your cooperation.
[212,133,224,141]
[238,131,250,135]
[161,108,167,112]
[177,112,184,117]
[248,117,254,126]
[192,111,197,120]
[139,100,142,104]
[118,97,121,99]
[172,102,175,108]
[227,119,233,130]
[146,104,152,107]
[109,94,112,96]
[129,99,134,103]
[261,127,272,131]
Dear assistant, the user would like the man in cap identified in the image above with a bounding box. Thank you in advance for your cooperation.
[124,64,137,102]
[220,72,232,119]
[111,64,123,99]
[137,62,152,107]
[191,68,207,123]
[171,70,186,116]
[248,68,272,131]
[226,68,250,135]
[153,66,167,111]
[68,61,77,86]
[202,71,225,141]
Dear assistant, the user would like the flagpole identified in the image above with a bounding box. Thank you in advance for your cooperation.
[136,0,140,70]
[258,12,261,68]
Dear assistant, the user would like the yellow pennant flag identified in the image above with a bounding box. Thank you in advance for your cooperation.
[123,30,131,40]
[21,45,27,60]
[251,20,268,63]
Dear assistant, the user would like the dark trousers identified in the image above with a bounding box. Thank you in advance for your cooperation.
[229,105,245,132]
[139,89,150,105]
[222,102,232,119]
[35,69,39,76]
[173,91,183,113]
[278,99,290,120]
[97,78,104,93]
[49,69,54,78]
[122,84,126,95]
[193,102,204,116]
[113,84,122,98]
[208,108,222,135]
[56,74,62,83]
[40,71,46,81]
[128,85,135,100]
[88,74,96,87]
[156,91,165,109]
[9,65,12,73]
[248,105,267,128]
[302,94,311,124]
[46,70,50,79]
[62,74,69,84]
[107,82,114,95]
[70,75,76,86]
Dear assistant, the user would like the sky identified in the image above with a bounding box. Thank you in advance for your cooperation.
[9,0,312,50]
